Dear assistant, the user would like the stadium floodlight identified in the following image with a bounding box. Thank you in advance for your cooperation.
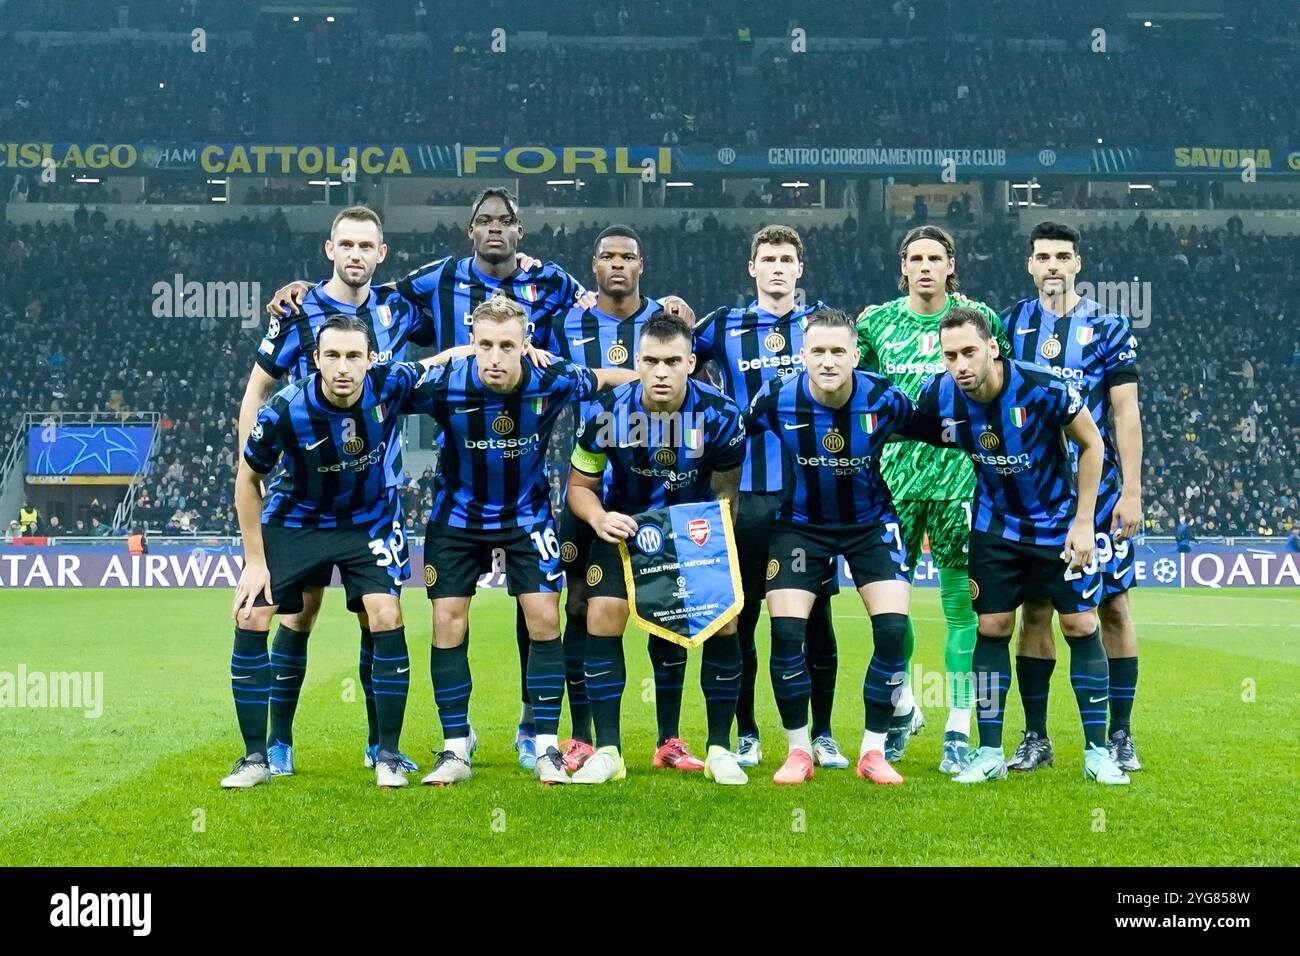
[545,180,575,186]
[665,181,694,187]
[781,181,810,188]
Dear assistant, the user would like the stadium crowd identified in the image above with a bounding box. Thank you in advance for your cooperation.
[2,210,1297,539]
[3,20,1300,148]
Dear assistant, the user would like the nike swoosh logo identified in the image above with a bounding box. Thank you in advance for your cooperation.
[458,282,472,290]
[275,674,293,681]
[728,328,752,337]
[782,671,805,680]
[884,341,908,350]
[539,695,560,702]
[1089,695,1106,703]
[231,675,250,680]
[305,436,329,451]
[587,670,611,679]
[783,422,809,430]
[546,572,565,582]
[717,674,740,681]
[1017,327,1037,335]
[885,676,905,686]
[397,666,410,674]
[454,406,481,415]
[571,337,596,346]
[1082,582,1101,600]
[664,659,686,668]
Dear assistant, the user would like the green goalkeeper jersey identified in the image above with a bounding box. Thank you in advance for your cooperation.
[856,294,1009,501]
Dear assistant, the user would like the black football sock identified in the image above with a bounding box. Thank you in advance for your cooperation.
[1016,654,1055,737]
[769,617,810,731]
[430,643,472,742]
[562,615,593,743]
[1065,629,1109,749]
[973,633,1013,750]
[734,576,763,738]
[584,636,626,751]
[526,637,565,738]
[515,603,533,724]
[268,625,309,747]
[1108,656,1138,737]
[370,628,410,755]
[231,627,270,758]
[358,627,379,747]
[863,613,908,734]
[806,596,838,739]
[701,633,742,750]
[648,635,687,745]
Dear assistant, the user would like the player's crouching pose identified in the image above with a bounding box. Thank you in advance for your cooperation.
[566,315,750,785]
[226,315,433,790]
[409,294,635,786]
[918,308,1130,785]
[746,309,940,786]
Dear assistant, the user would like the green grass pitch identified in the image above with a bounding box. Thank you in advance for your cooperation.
[1,587,1295,866]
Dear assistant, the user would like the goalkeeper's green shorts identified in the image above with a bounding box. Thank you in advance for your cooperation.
[894,498,971,572]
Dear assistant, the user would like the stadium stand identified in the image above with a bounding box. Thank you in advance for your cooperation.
[2,214,1296,537]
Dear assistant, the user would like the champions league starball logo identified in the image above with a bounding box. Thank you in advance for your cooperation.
[1153,557,1178,584]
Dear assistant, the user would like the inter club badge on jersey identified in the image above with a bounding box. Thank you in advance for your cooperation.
[618,499,743,649]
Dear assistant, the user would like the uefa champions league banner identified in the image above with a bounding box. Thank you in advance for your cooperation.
[617,500,744,649]
[0,539,1296,590]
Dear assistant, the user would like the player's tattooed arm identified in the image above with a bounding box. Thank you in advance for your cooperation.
[264,280,311,317]
[1063,406,1105,571]
[237,365,280,453]
[710,465,741,517]
[1108,382,1144,542]
[232,460,272,622]
[567,466,637,543]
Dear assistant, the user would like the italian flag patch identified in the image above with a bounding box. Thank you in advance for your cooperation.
[371,403,387,423]
[1010,406,1027,427]
[530,396,548,414]
[859,412,878,433]
[1076,326,1095,346]
[685,427,703,450]
[519,283,540,303]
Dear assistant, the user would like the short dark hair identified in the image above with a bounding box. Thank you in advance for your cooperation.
[1029,220,1082,254]
[898,225,959,293]
[316,314,375,351]
[750,224,803,262]
[331,205,383,239]
[938,306,992,342]
[803,307,857,336]
[639,313,693,348]
[468,186,520,227]
[593,224,643,257]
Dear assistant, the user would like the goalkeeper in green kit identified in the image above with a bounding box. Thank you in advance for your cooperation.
[855,225,1010,773]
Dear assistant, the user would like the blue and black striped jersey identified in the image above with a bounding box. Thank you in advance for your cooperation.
[571,378,746,514]
[537,296,664,427]
[403,357,597,530]
[915,358,1086,547]
[745,369,931,527]
[254,282,431,381]
[693,298,829,494]
[394,256,586,352]
[1004,296,1139,511]
[243,362,424,528]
